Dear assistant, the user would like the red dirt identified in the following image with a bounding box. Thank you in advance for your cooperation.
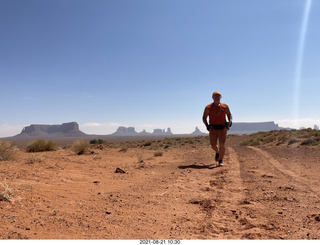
[1,136,320,239]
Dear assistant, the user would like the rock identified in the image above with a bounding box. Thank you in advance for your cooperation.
[112,127,138,136]
[115,168,126,174]
[112,126,173,136]
[191,127,206,135]
[15,122,87,138]
[152,128,172,135]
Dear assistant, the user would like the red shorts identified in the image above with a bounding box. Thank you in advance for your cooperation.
[209,128,228,145]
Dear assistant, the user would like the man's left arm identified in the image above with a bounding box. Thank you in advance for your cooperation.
[227,106,232,127]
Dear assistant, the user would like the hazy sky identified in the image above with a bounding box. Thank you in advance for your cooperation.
[1,0,319,137]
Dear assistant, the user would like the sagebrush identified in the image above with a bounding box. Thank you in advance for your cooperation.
[0,180,14,202]
[72,140,89,155]
[26,139,57,152]
[0,141,17,161]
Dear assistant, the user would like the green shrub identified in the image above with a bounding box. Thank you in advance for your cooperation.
[90,139,105,145]
[26,139,57,152]
[301,139,317,146]
[143,141,152,146]
[0,141,17,161]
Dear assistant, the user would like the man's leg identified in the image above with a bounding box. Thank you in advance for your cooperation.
[217,129,227,161]
[209,130,219,160]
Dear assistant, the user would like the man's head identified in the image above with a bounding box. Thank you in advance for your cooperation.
[212,91,222,102]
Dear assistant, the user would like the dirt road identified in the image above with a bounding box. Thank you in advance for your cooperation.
[1,138,320,239]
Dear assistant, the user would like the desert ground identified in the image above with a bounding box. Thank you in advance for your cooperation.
[1,131,320,239]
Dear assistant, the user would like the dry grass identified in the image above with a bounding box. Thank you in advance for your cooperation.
[118,144,128,152]
[154,151,163,157]
[72,140,89,155]
[0,180,14,202]
[135,151,144,163]
[0,141,17,161]
[25,154,45,164]
[103,136,210,151]
[26,139,57,152]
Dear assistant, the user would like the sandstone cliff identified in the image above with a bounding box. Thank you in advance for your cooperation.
[15,122,87,138]
[229,121,285,134]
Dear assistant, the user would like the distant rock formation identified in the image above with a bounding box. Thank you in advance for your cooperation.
[3,121,297,140]
[113,126,137,135]
[191,127,206,136]
[14,122,87,138]
[139,129,150,135]
[112,127,173,136]
[229,121,286,135]
[152,128,172,135]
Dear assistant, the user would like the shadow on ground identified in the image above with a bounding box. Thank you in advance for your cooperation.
[178,163,220,170]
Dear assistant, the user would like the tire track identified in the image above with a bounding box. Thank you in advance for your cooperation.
[162,145,320,239]
[233,146,320,239]
[224,147,245,203]
[168,146,249,239]
[197,147,254,239]
[248,146,317,194]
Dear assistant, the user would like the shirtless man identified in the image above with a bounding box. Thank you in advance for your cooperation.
[202,91,232,166]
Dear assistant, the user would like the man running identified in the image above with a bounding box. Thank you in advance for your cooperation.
[202,91,232,166]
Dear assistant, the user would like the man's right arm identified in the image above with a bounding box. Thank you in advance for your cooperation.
[202,107,209,130]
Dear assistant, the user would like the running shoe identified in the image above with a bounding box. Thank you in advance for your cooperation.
[215,153,219,162]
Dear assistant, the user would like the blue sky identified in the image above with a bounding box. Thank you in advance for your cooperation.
[1,0,320,137]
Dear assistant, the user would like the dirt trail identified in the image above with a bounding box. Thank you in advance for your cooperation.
[0,142,320,239]
[249,147,311,187]
[233,146,320,239]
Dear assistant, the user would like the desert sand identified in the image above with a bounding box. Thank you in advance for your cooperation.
[1,134,320,239]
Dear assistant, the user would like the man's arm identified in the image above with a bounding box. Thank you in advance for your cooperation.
[227,107,232,127]
[202,107,209,130]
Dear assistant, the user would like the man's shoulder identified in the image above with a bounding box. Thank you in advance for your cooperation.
[206,102,228,108]
[205,103,214,109]
[220,102,229,108]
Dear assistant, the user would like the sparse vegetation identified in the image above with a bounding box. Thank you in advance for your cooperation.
[89,139,105,145]
[86,136,211,151]
[288,138,300,145]
[301,138,318,146]
[0,180,14,202]
[72,140,89,155]
[26,139,57,152]
[154,151,163,157]
[25,154,45,164]
[0,141,17,161]
[119,145,128,152]
[135,151,143,163]
[142,141,152,147]
[240,129,320,146]
[240,138,261,146]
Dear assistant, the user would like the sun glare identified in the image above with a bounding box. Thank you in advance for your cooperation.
[293,0,313,127]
